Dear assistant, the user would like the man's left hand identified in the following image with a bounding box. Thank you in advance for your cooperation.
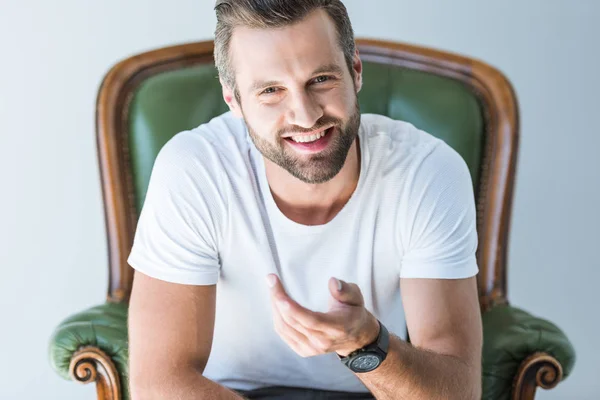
[266,274,380,358]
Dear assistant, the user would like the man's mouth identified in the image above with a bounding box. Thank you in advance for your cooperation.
[284,126,333,142]
[283,127,334,153]
[287,127,331,143]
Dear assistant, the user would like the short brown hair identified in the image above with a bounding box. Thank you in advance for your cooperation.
[214,0,356,90]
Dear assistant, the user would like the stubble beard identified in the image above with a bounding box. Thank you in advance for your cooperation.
[244,100,361,184]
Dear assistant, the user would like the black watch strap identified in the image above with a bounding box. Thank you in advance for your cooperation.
[338,320,389,370]
[377,321,389,354]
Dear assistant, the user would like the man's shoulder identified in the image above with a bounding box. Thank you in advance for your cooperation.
[361,113,469,195]
[157,111,250,170]
[360,113,444,166]
[166,111,247,150]
[360,113,440,151]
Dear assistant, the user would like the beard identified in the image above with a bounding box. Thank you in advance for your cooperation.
[244,101,361,184]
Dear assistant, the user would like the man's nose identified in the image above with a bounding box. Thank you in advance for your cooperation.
[286,90,323,129]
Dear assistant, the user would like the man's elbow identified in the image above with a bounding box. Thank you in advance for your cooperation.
[129,374,157,400]
[129,364,207,399]
[129,372,171,400]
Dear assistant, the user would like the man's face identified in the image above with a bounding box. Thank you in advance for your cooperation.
[225,9,362,184]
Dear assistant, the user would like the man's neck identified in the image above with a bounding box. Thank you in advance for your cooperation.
[264,138,361,226]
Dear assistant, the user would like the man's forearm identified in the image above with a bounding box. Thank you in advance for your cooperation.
[130,370,245,400]
[356,335,481,400]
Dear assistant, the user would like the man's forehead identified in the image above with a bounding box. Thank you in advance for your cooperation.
[228,10,345,86]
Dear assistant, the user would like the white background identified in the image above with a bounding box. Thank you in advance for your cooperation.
[0,0,597,398]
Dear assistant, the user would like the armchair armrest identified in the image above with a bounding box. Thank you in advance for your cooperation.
[482,304,575,400]
[49,302,129,400]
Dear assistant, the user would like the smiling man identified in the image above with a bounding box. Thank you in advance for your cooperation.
[127,1,483,399]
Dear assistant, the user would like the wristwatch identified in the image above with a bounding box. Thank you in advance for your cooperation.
[338,320,389,373]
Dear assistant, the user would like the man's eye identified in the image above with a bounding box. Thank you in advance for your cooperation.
[262,87,278,95]
[314,76,331,84]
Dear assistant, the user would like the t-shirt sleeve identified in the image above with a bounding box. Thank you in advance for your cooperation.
[399,140,479,279]
[127,134,224,285]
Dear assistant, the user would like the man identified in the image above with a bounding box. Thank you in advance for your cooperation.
[127,1,483,399]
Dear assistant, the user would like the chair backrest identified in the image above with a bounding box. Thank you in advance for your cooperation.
[97,39,518,311]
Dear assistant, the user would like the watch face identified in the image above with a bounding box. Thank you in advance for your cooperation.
[350,353,381,372]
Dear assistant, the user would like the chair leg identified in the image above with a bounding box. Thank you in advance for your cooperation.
[512,352,563,400]
[69,346,122,400]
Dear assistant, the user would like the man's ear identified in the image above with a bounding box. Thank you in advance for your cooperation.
[220,78,243,118]
[352,48,363,93]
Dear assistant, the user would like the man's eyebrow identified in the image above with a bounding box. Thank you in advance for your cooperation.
[311,64,344,76]
[248,64,345,93]
[250,80,282,93]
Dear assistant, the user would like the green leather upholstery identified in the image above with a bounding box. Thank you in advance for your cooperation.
[482,305,575,400]
[49,302,130,399]
[48,302,575,400]
[129,62,483,212]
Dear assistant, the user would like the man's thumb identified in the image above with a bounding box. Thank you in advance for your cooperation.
[328,277,363,306]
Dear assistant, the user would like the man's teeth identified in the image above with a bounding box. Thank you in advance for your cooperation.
[290,130,328,143]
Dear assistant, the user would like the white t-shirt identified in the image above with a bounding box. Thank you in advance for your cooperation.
[128,112,478,393]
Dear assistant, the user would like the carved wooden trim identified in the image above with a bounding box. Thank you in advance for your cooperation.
[69,346,122,400]
[97,39,518,310]
[512,352,563,400]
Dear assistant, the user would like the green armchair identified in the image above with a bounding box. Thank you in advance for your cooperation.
[49,39,575,400]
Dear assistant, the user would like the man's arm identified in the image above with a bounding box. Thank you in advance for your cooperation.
[128,271,244,400]
[267,275,481,399]
[356,277,482,400]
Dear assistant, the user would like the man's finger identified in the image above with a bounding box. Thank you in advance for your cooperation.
[273,306,307,347]
[266,274,299,308]
[284,303,330,332]
[267,274,286,299]
[270,293,319,357]
[328,277,364,307]
[267,274,318,333]
[267,274,337,334]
